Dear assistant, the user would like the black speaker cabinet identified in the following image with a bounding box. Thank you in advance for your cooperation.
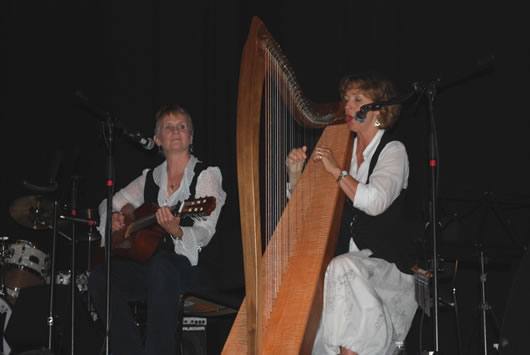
[4,285,103,355]
[180,317,207,355]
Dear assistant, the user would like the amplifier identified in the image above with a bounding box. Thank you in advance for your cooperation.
[180,317,207,355]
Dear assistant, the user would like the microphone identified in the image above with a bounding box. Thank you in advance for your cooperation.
[75,91,155,150]
[354,103,383,123]
[354,110,367,123]
[121,127,155,150]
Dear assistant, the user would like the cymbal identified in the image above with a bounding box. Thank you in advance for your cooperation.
[9,195,53,230]
[58,208,101,242]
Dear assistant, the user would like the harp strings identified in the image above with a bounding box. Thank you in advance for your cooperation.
[263,46,320,320]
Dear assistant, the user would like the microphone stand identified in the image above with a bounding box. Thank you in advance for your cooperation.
[365,57,495,353]
[48,201,59,351]
[76,91,155,355]
[417,79,442,354]
[76,91,115,355]
[69,175,79,355]
[412,54,496,354]
[363,84,442,353]
[102,113,115,355]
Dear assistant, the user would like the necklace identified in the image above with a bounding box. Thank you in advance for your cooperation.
[169,184,176,192]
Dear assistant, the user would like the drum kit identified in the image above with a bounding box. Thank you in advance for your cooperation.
[0,194,100,354]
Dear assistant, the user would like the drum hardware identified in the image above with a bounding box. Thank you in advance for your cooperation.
[43,201,95,355]
[50,270,89,294]
[0,236,11,298]
[54,270,72,286]
[6,194,99,354]
[0,295,13,355]
[9,196,53,230]
[47,200,59,352]
[436,194,527,354]
[475,247,503,355]
[58,209,101,242]
[0,237,12,354]
[8,193,101,242]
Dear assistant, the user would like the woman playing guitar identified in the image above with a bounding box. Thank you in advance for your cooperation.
[88,104,226,355]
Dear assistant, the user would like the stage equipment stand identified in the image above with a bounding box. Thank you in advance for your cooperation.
[414,53,496,355]
[47,201,59,351]
[77,91,151,355]
[425,79,441,354]
[20,159,62,354]
[360,83,443,352]
[76,91,116,355]
[102,110,115,355]
[478,248,499,355]
[69,175,79,355]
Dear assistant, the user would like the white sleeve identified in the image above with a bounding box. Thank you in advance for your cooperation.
[97,169,148,245]
[353,141,409,216]
[178,166,227,264]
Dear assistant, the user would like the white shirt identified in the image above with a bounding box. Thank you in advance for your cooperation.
[348,129,409,251]
[97,155,227,266]
[350,129,409,216]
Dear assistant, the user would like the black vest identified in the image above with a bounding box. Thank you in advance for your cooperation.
[335,131,419,274]
[144,161,205,227]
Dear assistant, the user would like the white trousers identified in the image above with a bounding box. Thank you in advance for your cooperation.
[312,250,417,355]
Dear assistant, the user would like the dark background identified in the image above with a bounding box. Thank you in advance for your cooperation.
[2,0,529,354]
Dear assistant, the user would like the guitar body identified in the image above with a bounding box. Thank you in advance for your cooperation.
[91,196,215,265]
[112,202,166,263]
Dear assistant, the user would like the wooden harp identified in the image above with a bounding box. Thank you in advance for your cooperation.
[223,17,353,354]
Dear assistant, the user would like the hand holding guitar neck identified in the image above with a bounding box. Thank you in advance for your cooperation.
[110,196,216,263]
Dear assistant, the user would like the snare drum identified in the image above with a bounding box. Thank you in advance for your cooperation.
[4,240,49,290]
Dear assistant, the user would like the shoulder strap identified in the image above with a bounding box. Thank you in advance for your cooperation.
[188,161,205,198]
[367,131,394,179]
[180,161,206,227]
[144,168,158,203]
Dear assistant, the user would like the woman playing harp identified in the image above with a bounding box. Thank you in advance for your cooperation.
[224,16,353,354]
[288,73,419,355]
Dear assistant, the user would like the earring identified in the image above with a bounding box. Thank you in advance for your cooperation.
[374,119,381,127]
[189,144,194,153]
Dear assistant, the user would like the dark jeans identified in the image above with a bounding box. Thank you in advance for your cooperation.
[88,248,212,355]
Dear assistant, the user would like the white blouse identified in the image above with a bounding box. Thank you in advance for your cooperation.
[97,155,227,266]
[350,129,409,216]
[348,129,409,252]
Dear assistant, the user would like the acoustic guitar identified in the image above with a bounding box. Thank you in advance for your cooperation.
[107,196,216,263]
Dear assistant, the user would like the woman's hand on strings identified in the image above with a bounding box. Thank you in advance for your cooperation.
[111,212,125,232]
[314,147,341,177]
[156,206,182,236]
[286,146,307,192]
[286,146,307,177]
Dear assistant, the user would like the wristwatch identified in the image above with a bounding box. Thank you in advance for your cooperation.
[336,170,348,182]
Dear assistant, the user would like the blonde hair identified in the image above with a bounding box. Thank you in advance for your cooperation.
[154,104,194,137]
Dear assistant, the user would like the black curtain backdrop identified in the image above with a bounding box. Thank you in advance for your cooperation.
[2,0,530,354]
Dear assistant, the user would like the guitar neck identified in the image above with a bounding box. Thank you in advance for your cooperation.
[129,202,183,235]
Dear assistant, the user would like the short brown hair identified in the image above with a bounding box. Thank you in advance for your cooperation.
[339,72,400,129]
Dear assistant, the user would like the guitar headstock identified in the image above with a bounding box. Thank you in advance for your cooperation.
[179,196,216,219]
